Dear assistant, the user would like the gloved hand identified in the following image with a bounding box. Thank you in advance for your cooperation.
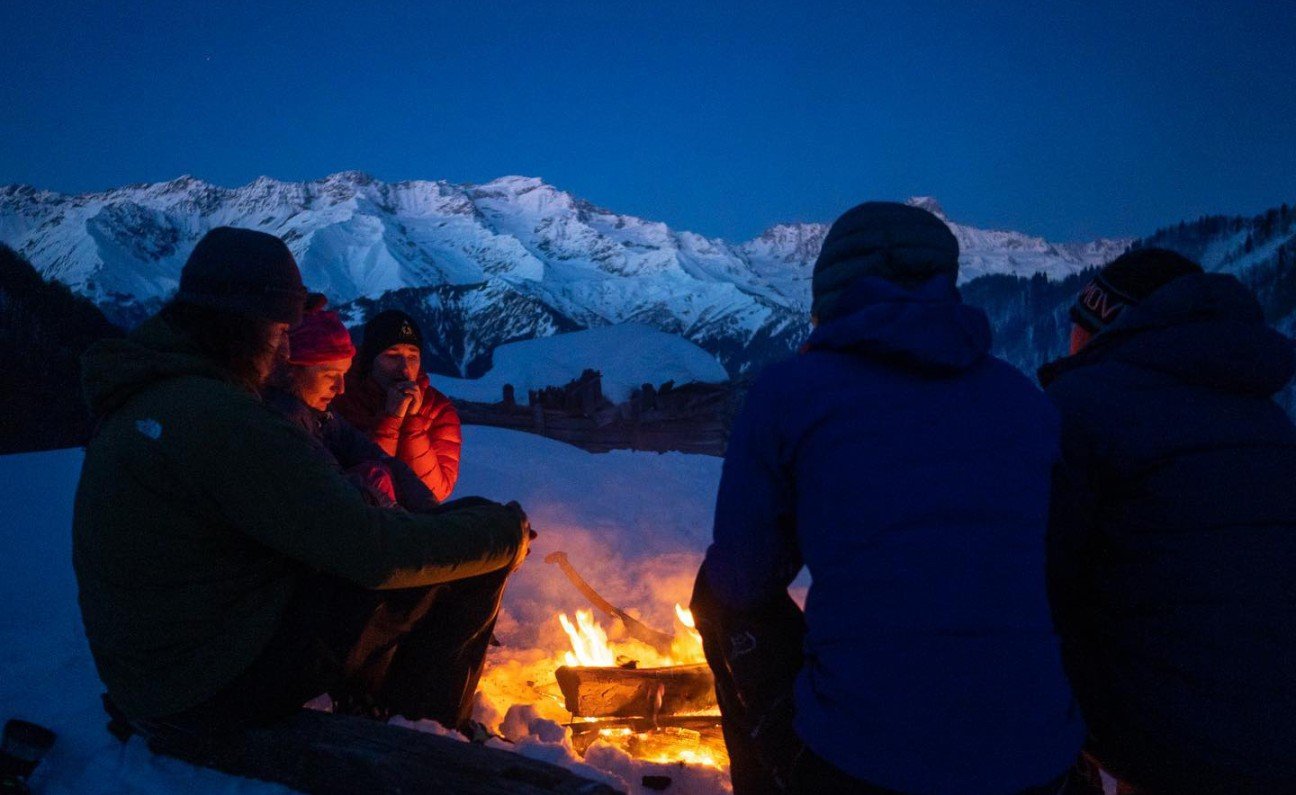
[505,500,536,568]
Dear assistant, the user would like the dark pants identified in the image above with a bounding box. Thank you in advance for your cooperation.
[690,570,1071,795]
[136,568,510,735]
[690,568,818,794]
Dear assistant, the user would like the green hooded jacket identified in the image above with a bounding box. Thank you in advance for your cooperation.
[72,317,524,720]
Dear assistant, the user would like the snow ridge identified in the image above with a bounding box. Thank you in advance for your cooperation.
[0,173,1131,374]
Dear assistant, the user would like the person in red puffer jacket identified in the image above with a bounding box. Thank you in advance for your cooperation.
[331,310,461,502]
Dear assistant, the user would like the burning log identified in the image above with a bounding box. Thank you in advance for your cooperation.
[555,663,717,718]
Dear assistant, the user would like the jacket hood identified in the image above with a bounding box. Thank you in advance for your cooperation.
[81,316,235,418]
[1041,273,1295,396]
[804,276,991,374]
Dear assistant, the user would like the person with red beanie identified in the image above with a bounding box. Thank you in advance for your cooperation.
[264,296,438,512]
[331,310,461,502]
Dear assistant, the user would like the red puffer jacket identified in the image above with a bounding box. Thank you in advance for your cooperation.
[332,372,461,501]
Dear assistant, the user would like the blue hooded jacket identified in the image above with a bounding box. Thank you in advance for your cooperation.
[702,276,1083,794]
[1042,273,1296,794]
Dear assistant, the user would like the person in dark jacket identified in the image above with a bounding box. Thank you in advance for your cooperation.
[264,295,437,512]
[332,310,462,501]
[693,202,1083,795]
[1041,248,1296,795]
[73,227,530,740]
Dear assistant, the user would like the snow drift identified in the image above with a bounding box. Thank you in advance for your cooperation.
[428,324,729,404]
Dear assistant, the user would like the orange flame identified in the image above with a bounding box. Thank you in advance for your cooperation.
[558,609,616,667]
[478,601,727,776]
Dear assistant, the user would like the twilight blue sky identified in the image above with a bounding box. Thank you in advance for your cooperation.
[2,1,1292,242]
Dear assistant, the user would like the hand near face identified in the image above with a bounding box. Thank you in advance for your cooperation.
[399,380,422,416]
[374,343,423,418]
[384,381,422,418]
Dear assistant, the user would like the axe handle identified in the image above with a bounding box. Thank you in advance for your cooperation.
[545,551,675,654]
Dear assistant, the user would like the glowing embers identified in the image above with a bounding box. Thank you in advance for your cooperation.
[577,720,730,770]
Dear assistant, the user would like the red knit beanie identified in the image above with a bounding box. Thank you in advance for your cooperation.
[288,298,357,365]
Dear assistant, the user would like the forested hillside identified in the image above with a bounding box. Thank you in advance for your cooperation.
[0,245,121,453]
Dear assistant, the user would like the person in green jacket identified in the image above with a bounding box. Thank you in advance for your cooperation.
[73,227,530,735]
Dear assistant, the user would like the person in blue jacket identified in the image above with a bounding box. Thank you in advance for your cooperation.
[693,201,1083,794]
[1040,249,1296,795]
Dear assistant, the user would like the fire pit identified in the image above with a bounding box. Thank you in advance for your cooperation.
[554,606,728,770]
[476,564,730,777]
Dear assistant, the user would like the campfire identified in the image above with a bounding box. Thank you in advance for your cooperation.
[555,605,725,767]
[475,550,729,777]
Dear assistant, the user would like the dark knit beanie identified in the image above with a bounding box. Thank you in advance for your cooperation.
[1071,248,1204,333]
[356,310,425,374]
[812,202,960,322]
[176,227,307,324]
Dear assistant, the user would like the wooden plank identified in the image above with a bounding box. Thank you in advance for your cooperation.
[555,664,717,719]
[143,709,621,795]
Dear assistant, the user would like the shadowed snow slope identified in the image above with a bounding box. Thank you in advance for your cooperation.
[0,427,732,793]
[428,323,729,404]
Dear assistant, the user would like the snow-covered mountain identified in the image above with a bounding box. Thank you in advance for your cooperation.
[0,173,1129,375]
[902,196,1131,283]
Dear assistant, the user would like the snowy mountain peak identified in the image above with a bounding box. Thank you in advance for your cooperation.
[0,183,44,200]
[320,170,376,186]
[0,172,1137,375]
[165,174,203,188]
[905,196,947,219]
[474,175,547,194]
[755,222,830,242]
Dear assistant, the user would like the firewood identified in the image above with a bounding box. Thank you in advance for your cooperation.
[555,664,717,718]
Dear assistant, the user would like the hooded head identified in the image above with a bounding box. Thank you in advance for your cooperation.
[812,202,960,324]
[1042,271,1295,397]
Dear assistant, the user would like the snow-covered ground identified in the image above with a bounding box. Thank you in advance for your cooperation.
[0,427,738,794]
[428,324,729,404]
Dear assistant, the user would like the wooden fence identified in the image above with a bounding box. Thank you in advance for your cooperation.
[451,371,745,457]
